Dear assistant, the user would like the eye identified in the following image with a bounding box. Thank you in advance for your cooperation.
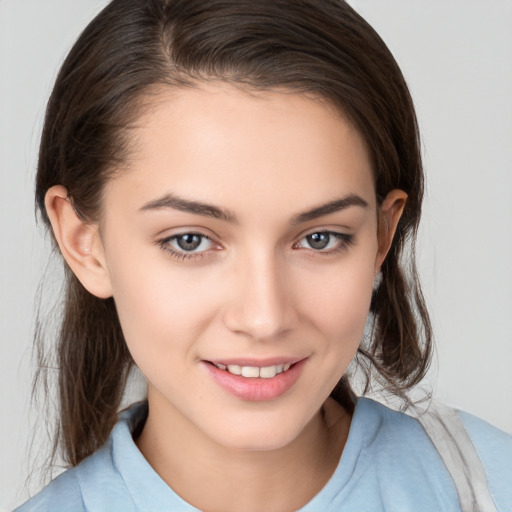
[173,233,210,252]
[158,232,217,260]
[295,231,354,253]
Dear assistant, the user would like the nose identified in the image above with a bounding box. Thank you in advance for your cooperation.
[222,251,299,341]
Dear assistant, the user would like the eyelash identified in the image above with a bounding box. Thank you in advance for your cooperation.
[157,232,216,261]
[157,230,354,262]
[293,231,355,255]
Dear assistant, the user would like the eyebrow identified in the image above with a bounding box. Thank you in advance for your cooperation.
[140,192,368,224]
[291,194,369,224]
[140,193,237,222]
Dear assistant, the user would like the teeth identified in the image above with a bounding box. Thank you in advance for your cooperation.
[241,366,259,378]
[216,363,293,378]
[259,365,277,379]
[227,364,242,375]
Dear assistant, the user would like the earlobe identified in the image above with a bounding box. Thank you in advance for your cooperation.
[45,185,113,299]
[375,189,408,272]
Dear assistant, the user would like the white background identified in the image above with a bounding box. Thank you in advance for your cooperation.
[1,0,511,509]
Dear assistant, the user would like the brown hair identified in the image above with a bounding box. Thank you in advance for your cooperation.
[35,0,432,467]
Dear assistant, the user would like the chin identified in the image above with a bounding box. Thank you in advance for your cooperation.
[222,433,300,453]
[205,410,311,453]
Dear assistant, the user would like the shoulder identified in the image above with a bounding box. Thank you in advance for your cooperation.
[14,407,142,512]
[14,466,85,512]
[302,398,463,511]
[14,437,137,512]
[12,440,134,512]
[15,401,198,512]
[458,410,512,509]
[358,396,512,455]
[458,408,512,459]
[358,398,512,510]
[355,398,459,473]
[354,397,436,449]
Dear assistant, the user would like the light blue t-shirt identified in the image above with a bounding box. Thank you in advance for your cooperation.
[15,398,512,511]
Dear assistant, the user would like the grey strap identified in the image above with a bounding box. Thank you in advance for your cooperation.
[412,402,497,512]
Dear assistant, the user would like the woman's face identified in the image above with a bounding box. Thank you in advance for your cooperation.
[96,84,391,451]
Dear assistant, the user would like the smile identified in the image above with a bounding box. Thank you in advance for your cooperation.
[214,363,292,379]
[203,358,308,401]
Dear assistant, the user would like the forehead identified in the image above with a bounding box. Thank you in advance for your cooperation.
[107,83,376,218]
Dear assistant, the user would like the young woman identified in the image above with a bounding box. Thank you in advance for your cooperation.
[15,0,512,511]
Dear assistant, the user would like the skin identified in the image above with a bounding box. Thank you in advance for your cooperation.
[46,83,406,512]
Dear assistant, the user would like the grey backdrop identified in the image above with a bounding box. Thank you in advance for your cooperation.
[1,0,511,509]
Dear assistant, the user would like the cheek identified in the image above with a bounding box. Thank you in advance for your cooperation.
[296,257,375,393]
[285,253,376,409]
[106,250,221,369]
[298,255,376,340]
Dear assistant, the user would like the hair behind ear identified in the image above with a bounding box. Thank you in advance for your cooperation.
[54,271,132,466]
[362,242,433,396]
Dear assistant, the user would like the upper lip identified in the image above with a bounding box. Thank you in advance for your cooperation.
[205,356,309,367]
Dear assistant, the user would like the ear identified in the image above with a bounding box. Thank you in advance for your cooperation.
[45,185,113,299]
[374,189,408,273]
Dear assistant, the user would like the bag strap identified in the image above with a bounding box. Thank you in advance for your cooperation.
[412,402,497,512]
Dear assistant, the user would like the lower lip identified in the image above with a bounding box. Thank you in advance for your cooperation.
[202,359,307,401]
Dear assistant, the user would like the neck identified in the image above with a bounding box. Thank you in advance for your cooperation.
[136,393,351,512]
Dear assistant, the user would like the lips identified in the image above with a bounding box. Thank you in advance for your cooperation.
[202,357,307,401]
